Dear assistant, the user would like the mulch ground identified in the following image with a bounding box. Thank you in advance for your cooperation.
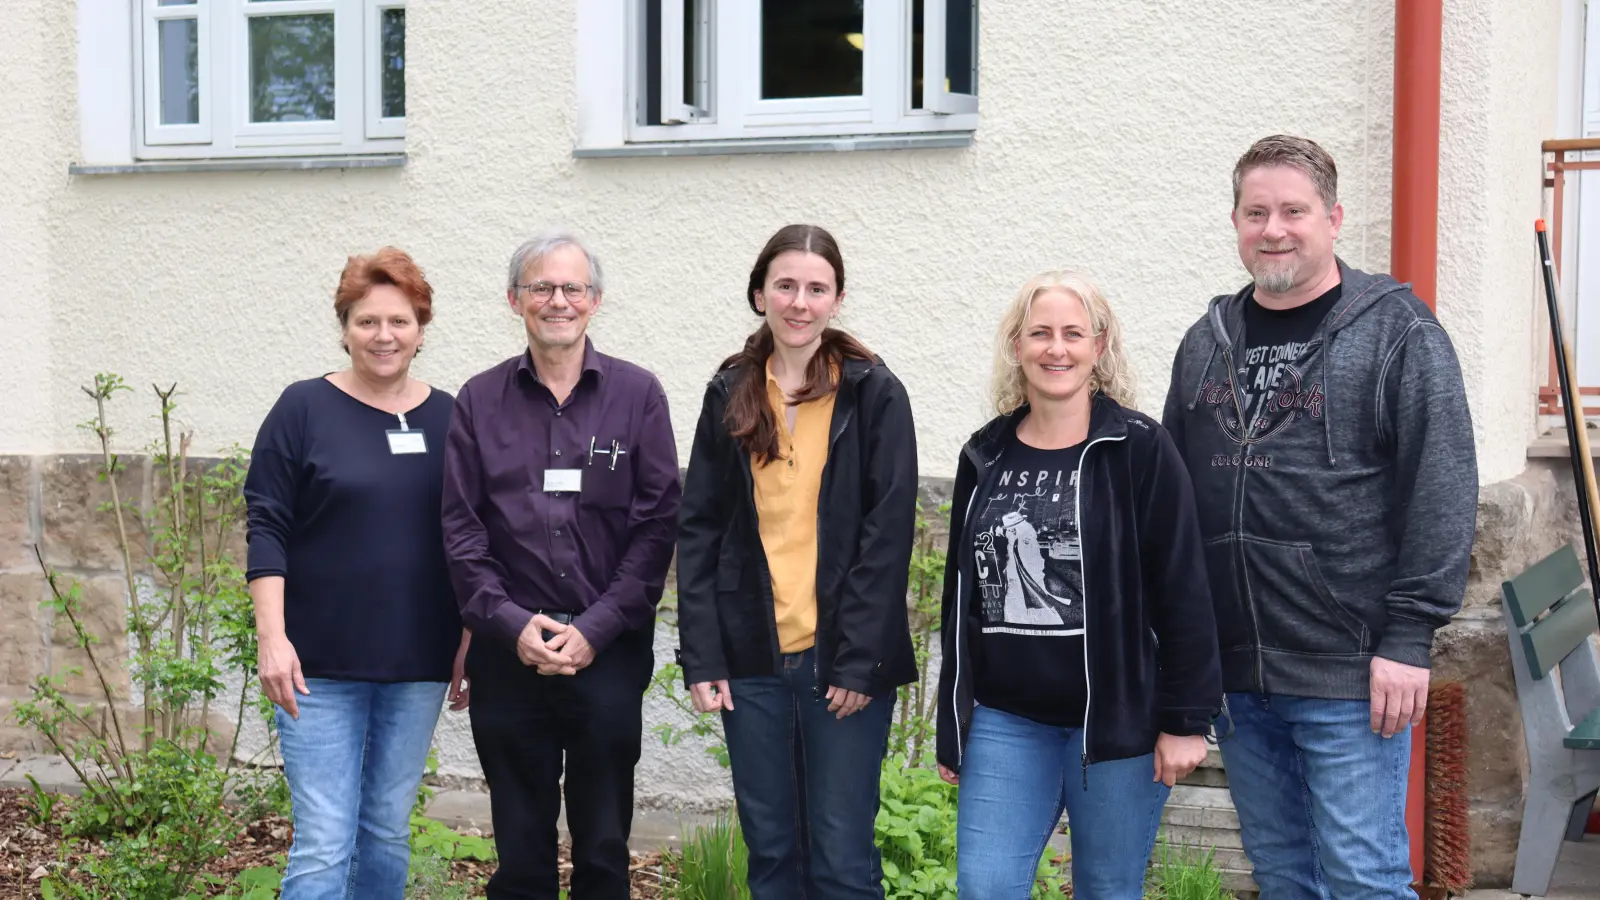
[0,787,667,898]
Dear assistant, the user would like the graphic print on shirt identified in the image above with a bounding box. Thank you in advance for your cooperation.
[1195,337,1325,469]
[973,464,1084,637]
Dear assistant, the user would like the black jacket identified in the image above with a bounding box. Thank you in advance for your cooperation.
[935,394,1223,774]
[676,356,919,696]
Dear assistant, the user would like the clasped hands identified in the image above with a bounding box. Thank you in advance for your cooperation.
[516,614,596,675]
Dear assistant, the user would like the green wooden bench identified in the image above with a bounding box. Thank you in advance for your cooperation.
[1502,543,1600,896]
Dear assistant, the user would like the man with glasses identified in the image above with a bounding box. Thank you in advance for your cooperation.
[442,230,681,899]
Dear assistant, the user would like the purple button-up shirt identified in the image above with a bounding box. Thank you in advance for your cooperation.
[441,341,681,654]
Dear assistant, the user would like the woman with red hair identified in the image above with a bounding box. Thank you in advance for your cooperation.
[244,247,468,900]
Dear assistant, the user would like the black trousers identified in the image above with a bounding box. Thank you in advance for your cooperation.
[466,625,653,900]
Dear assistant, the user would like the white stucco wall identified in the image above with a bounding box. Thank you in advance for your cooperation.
[1,3,63,457]
[2,0,1566,801]
[7,0,1520,476]
[1433,0,1562,485]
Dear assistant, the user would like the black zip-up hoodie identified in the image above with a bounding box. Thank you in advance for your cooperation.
[935,394,1223,776]
[675,356,920,696]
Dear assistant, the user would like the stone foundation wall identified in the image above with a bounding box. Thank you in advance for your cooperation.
[0,452,1589,886]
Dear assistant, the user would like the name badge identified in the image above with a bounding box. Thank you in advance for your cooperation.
[544,468,583,493]
[386,430,427,455]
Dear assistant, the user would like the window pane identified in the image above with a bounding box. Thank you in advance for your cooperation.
[249,14,336,123]
[643,0,662,124]
[945,0,974,96]
[682,0,695,105]
[156,0,195,5]
[761,0,864,100]
[381,9,405,118]
[157,18,200,125]
[910,0,924,109]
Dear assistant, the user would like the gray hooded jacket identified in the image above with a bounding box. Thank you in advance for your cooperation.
[1161,261,1478,700]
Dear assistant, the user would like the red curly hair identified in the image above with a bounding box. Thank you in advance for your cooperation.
[334,247,434,327]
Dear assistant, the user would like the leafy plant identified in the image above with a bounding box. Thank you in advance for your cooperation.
[889,500,949,765]
[663,811,750,900]
[12,374,285,899]
[202,864,282,900]
[1147,840,1233,900]
[648,660,730,769]
[875,756,958,900]
[411,814,497,863]
[407,843,477,900]
[22,773,62,827]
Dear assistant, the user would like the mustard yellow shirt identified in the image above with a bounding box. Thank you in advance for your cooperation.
[751,361,835,654]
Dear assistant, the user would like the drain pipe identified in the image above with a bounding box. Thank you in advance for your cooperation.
[1392,0,1443,312]
[1391,0,1444,887]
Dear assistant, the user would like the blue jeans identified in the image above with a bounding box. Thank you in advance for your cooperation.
[721,648,894,900]
[1219,692,1413,899]
[276,678,448,900]
[956,705,1170,899]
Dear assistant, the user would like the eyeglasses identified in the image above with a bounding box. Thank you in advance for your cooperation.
[514,280,593,304]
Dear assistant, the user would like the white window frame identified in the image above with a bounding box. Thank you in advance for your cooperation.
[576,0,979,153]
[922,0,977,115]
[363,0,405,139]
[127,0,404,161]
[141,1,212,145]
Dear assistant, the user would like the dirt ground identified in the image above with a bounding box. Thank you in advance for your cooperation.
[0,787,667,898]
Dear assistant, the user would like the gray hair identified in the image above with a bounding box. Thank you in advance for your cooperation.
[506,230,605,296]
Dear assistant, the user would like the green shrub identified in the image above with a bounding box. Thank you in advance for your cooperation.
[14,376,286,899]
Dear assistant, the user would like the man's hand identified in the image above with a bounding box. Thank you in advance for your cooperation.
[516,615,576,674]
[544,624,595,673]
[689,680,734,713]
[824,686,870,720]
[1153,733,1208,787]
[1370,656,1430,738]
[258,633,310,719]
[937,764,960,786]
[448,630,471,711]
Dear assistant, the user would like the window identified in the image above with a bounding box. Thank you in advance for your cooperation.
[576,0,978,153]
[134,0,404,160]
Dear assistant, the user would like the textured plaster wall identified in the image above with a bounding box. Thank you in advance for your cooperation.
[1,2,62,456]
[11,0,1418,479]
[1433,0,1562,485]
[0,0,1565,808]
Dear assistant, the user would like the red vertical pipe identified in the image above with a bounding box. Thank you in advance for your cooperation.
[1392,0,1444,312]
[1392,0,1444,888]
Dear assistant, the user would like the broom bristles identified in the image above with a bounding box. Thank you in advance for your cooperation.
[1425,680,1473,892]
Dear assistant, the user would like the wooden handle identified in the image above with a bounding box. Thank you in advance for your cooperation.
[1555,304,1600,544]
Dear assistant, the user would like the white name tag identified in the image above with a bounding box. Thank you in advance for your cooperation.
[386,430,428,455]
[543,468,583,493]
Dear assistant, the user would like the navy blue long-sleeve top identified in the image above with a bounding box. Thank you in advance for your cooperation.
[244,377,461,682]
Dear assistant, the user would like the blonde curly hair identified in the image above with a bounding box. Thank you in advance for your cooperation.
[991,270,1136,416]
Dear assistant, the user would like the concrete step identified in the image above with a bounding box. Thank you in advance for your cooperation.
[1160,823,1243,851]
[1162,802,1241,831]
[424,789,718,854]
[1168,783,1236,810]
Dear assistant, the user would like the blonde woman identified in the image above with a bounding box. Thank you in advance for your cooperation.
[933,272,1223,899]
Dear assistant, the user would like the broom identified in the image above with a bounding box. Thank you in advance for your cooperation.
[1424,680,1471,894]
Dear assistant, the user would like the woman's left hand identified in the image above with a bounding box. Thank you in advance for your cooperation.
[448,630,471,711]
[824,686,871,719]
[1153,733,1209,787]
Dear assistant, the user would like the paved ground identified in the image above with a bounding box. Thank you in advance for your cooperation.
[4,752,1595,896]
[1458,838,1600,900]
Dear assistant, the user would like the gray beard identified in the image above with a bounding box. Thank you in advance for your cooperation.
[1252,265,1297,294]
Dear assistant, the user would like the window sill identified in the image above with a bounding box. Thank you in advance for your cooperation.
[68,154,408,176]
[572,131,974,159]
